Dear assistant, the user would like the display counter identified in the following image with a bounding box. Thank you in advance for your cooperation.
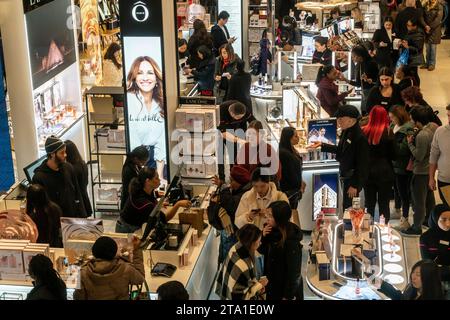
[306,212,409,300]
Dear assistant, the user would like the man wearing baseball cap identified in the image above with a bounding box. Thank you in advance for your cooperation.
[32,136,87,218]
[310,105,369,210]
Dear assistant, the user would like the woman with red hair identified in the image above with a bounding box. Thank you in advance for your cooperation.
[362,106,396,222]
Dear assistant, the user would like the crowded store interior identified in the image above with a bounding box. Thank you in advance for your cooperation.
[0,0,449,301]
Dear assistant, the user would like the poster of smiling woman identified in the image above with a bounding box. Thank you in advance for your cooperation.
[123,37,167,183]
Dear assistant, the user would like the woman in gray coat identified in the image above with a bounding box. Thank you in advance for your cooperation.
[422,0,444,71]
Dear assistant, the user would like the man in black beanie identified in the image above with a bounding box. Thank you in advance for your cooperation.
[32,135,87,217]
[74,236,145,300]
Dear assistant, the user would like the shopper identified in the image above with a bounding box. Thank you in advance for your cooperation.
[325,7,341,27]
[401,86,442,125]
[188,45,215,95]
[372,17,397,70]
[74,236,145,300]
[215,224,268,300]
[257,29,272,76]
[127,56,167,183]
[351,7,364,29]
[402,18,425,86]
[394,0,427,39]
[429,104,450,206]
[389,105,414,230]
[365,67,403,114]
[26,184,63,248]
[214,44,238,103]
[316,65,352,117]
[211,11,235,56]
[217,101,255,182]
[27,254,67,300]
[402,106,437,235]
[422,0,444,71]
[420,204,450,266]
[157,281,189,300]
[116,167,191,233]
[396,64,419,92]
[235,120,281,182]
[280,16,301,46]
[33,136,87,218]
[279,127,306,209]
[102,42,123,87]
[187,19,213,69]
[65,140,92,217]
[178,38,189,60]
[376,260,444,299]
[341,45,379,115]
[312,36,332,66]
[311,105,369,210]
[120,146,149,210]
[259,201,303,300]
[362,106,396,222]
[226,59,253,112]
[209,165,252,265]
[235,168,289,230]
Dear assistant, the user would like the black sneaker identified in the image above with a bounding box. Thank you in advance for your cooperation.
[401,227,422,236]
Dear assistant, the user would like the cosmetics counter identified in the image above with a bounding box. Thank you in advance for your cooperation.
[0,185,219,300]
[306,208,409,300]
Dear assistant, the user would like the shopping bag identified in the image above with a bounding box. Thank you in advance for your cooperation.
[396,49,409,69]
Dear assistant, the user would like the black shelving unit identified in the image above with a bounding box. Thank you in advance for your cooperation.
[84,86,126,216]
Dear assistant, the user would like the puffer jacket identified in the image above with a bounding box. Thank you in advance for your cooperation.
[73,249,145,300]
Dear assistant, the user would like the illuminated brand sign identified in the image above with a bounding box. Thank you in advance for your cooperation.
[23,0,54,13]
[132,1,150,22]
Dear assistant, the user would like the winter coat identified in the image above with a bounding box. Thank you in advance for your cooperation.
[424,1,444,44]
[187,34,213,68]
[235,182,289,230]
[217,100,256,133]
[120,161,140,210]
[214,55,238,91]
[32,161,87,218]
[365,130,396,183]
[258,222,303,300]
[71,161,93,217]
[29,201,63,248]
[391,122,414,174]
[279,147,303,193]
[394,7,426,39]
[259,38,272,75]
[316,77,349,117]
[215,242,263,300]
[26,279,67,300]
[321,123,370,191]
[211,24,230,56]
[73,249,145,300]
[372,27,398,69]
[312,49,333,66]
[379,281,422,300]
[420,226,450,266]
[348,58,379,91]
[405,30,425,66]
[365,84,403,114]
[226,71,253,111]
[192,57,216,92]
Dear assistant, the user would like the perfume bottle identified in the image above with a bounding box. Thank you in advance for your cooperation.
[355,278,361,295]
[379,215,385,227]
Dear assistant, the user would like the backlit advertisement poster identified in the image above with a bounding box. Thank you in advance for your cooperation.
[313,173,339,220]
[308,118,337,145]
[119,0,169,182]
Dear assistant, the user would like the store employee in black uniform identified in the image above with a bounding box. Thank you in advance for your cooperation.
[310,105,369,210]
[211,11,236,56]
[312,36,332,66]
[217,100,256,182]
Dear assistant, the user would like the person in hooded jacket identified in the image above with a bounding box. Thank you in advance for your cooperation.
[187,45,216,95]
[259,201,303,300]
[32,136,87,218]
[74,236,145,300]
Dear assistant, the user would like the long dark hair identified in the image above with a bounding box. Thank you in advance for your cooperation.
[237,224,262,256]
[191,19,212,47]
[124,145,149,166]
[269,201,292,247]
[26,184,62,245]
[410,260,444,300]
[104,42,122,69]
[197,45,213,61]
[279,127,300,157]
[129,167,157,198]
[315,65,335,85]
[28,254,66,300]
[64,140,84,166]
[351,45,371,61]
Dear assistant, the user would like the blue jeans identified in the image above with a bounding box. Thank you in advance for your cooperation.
[425,43,437,67]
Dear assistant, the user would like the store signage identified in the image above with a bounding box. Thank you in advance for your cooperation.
[132,1,150,22]
[179,96,216,106]
[23,0,55,14]
[119,0,170,180]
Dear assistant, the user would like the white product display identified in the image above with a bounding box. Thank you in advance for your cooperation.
[381,235,400,242]
[182,159,217,179]
[175,109,217,132]
[384,274,405,285]
[383,253,402,263]
[384,263,403,273]
[382,244,401,253]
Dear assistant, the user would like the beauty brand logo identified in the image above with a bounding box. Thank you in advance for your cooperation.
[132,1,150,22]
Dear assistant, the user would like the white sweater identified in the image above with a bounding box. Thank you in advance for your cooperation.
[235,182,289,230]
[430,124,450,183]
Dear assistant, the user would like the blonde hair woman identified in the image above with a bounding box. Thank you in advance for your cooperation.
[351,7,364,29]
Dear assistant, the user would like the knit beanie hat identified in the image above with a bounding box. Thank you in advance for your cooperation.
[432,204,450,229]
[92,236,118,260]
[230,165,251,186]
[45,136,65,155]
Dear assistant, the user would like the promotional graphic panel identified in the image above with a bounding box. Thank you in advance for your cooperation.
[313,173,339,220]
[307,118,337,145]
